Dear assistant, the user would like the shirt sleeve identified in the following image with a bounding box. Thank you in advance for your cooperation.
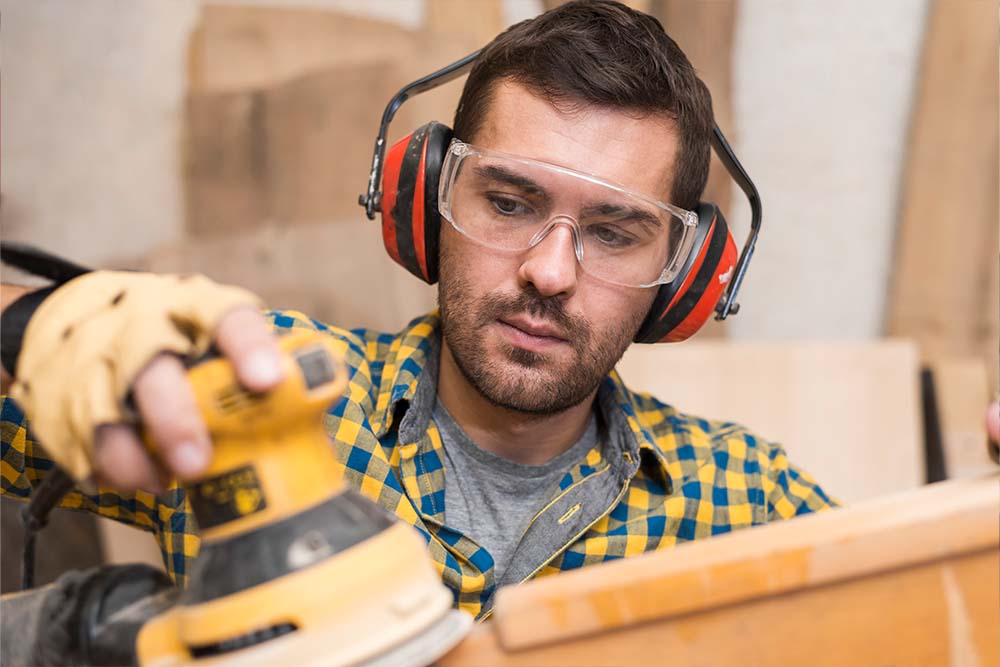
[760,439,840,520]
[1,395,197,585]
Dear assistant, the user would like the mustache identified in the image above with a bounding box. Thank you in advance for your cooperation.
[477,289,590,344]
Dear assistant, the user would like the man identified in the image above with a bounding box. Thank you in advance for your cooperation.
[0,0,834,620]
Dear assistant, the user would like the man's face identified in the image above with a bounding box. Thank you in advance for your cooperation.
[439,80,679,415]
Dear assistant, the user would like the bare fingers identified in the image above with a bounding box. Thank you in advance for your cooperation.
[90,310,280,490]
[93,423,165,493]
[132,353,212,480]
[214,307,284,392]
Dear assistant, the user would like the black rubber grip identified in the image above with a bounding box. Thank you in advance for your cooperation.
[1,285,58,377]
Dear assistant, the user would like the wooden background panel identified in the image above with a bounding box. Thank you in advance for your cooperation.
[146,216,437,334]
[172,3,495,330]
[932,358,994,479]
[617,341,923,503]
[188,5,418,94]
[184,6,458,237]
[654,0,737,341]
[887,0,999,370]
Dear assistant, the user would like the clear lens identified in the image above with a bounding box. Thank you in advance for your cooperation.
[439,141,696,287]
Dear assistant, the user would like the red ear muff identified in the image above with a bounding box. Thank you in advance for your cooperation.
[379,122,453,284]
[634,203,738,343]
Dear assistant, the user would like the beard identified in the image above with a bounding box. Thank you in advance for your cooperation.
[438,249,647,416]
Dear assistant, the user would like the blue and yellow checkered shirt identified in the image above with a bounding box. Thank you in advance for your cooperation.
[1,310,836,619]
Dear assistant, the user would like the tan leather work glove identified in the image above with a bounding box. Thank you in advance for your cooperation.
[10,271,262,480]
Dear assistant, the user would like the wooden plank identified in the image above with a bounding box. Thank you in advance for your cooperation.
[887,1,999,367]
[263,62,401,225]
[616,341,923,502]
[188,5,418,94]
[446,550,997,666]
[183,4,486,238]
[931,358,994,479]
[492,474,996,649]
[439,474,1000,666]
[654,0,736,212]
[184,89,270,236]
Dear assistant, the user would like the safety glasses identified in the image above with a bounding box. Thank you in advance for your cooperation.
[438,140,699,288]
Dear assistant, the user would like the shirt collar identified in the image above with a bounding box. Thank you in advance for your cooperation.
[368,312,439,439]
[371,312,673,493]
[599,369,675,494]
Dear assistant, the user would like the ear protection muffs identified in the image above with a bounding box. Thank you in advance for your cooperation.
[379,122,452,285]
[360,51,761,344]
[636,203,738,343]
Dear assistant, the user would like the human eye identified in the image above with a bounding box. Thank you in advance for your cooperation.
[485,193,534,218]
[586,223,638,249]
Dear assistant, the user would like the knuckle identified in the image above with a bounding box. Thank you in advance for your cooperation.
[94,424,157,490]
[218,309,271,346]
[133,354,183,399]
[143,402,206,449]
[132,360,207,449]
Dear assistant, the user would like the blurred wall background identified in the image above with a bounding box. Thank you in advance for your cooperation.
[1,0,997,582]
[6,0,994,358]
[0,0,969,338]
[729,0,926,341]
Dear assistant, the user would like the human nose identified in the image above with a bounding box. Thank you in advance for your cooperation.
[516,220,580,298]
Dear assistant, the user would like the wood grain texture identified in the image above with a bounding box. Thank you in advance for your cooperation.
[445,551,997,666]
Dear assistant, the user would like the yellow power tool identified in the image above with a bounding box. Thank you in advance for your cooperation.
[130,329,471,667]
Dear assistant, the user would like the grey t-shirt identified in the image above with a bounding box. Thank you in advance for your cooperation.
[433,399,599,582]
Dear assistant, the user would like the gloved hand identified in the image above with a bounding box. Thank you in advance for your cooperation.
[9,271,284,489]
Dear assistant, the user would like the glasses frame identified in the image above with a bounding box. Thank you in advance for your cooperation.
[438,139,700,288]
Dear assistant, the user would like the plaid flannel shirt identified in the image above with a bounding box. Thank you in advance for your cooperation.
[1,310,837,619]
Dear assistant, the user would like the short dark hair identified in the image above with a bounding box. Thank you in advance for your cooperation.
[453,0,714,210]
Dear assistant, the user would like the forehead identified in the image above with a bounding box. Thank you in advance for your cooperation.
[469,80,679,204]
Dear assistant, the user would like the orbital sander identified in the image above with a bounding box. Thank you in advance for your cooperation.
[133,328,471,667]
[0,242,470,667]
